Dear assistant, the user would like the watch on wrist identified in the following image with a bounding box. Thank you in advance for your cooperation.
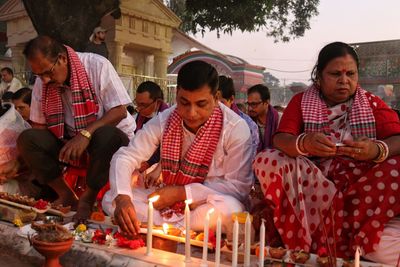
[79,129,92,140]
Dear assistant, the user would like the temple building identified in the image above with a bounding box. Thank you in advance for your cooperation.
[351,39,400,108]
[168,50,265,103]
[0,0,265,103]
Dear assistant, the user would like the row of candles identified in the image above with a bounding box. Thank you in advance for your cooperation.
[145,195,261,266]
[146,196,362,267]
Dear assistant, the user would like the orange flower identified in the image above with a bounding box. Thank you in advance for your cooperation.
[90,211,105,221]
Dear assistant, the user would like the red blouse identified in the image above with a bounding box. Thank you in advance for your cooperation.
[277,91,400,140]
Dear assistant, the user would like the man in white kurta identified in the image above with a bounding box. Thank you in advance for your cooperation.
[18,36,135,220]
[0,67,23,98]
[103,103,253,231]
[103,61,253,234]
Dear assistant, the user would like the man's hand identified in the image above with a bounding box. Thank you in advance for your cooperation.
[59,134,90,163]
[144,163,162,189]
[0,159,20,184]
[148,186,186,210]
[114,194,141,235]
[138,162,150,173]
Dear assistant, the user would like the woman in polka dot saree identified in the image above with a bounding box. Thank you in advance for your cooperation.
[253,42,400,264]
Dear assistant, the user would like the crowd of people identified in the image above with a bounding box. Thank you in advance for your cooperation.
[0,35,399,265]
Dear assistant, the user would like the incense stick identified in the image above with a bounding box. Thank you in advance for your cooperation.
[318,208,334,267]
[330,207,337,266]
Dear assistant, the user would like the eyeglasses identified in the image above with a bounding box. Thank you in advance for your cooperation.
[34,56,59,79]
[245,101,263,108]
[133,99,156,111]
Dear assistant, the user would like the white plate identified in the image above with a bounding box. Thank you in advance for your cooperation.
[0,198,50,213]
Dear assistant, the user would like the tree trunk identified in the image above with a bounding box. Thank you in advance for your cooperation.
[22,0,120,51]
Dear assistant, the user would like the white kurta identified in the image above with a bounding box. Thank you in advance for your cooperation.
[0,77,23,97]
[30,52,136,138]
[103,103,253,231]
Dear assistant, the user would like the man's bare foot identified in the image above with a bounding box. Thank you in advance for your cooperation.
[73,188,98,222]
[48,177,79,210]
[52,195,78,210]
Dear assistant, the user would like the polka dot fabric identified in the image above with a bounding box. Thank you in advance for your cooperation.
[253,150,400,257]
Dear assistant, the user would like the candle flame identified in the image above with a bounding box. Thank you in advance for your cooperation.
[185,199,192,205]
[148,195,160,203]
[162,223,169,234]
[208,208,215,215]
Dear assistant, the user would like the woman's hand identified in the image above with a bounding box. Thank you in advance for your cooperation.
[337,136,379,161]
[303,133,337,157]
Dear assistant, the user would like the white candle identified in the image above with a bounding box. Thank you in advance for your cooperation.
[259,219,265,267]
[146,195,160,255]
[355,246,361,267]
[162,223,169,235]
[215,215,222,267]
[244,213,251,267]
[232,216,239,267]
[201,208,214,267]
[184,199,192,263]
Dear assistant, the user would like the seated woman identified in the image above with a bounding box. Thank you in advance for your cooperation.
[253,42,400,265]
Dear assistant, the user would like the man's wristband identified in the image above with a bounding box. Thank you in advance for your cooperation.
[79,129,92,140]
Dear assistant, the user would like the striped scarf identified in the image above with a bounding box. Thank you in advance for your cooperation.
[301,84,376,139]
[161,106,223,185]
[42,45,98,139]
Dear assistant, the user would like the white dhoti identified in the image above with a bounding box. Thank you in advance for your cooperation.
[364,217,400,266]
[102,187,244,232]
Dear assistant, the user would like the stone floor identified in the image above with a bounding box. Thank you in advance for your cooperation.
[0,221,391,267]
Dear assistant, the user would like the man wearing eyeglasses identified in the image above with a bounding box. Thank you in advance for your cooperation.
[17,36,135,220]
[134,81,168,173]
[247,84,280,152]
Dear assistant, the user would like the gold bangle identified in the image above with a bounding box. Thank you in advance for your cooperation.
[79,129,92,140]
[373,141,388,163]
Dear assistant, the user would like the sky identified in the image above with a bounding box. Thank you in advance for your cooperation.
[191,0,400,85]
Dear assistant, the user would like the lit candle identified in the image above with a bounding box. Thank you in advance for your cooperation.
[232,216,239,267]
[215,214,222,267]
[146,195,160,255]
[162,223,169,235]
[259,219,265,267]
[355,246,361,267]
[244,213,251,267]
[184,199,192,263]
[201,208,214,266]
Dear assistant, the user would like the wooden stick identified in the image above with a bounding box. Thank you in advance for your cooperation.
[139,227,214,249]
[330,207,337,266]
[318,208,334,267]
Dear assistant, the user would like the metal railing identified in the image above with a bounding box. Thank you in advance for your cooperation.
[119,73,177,104]
[13,71,179,104]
